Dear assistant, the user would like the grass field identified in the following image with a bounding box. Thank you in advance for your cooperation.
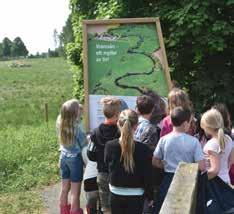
[0,57,72,128]
[0,57,73,213]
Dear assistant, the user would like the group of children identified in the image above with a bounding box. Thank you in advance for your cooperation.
[56,87,234,214]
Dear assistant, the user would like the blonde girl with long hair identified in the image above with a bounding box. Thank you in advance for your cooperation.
[201,109,234,183]
[105,109,153,214]
[57,99,86,214]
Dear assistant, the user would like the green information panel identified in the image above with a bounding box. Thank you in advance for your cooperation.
[83,18,171,130]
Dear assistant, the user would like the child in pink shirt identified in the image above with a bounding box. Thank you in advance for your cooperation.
[160,88,194,137]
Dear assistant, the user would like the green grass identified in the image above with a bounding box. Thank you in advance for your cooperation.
[0,58,72,128]
[0,57,73,213]
[0,123,59,193]
[0,191,44,214]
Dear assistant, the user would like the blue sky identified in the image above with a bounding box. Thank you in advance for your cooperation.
[0,0,70,54]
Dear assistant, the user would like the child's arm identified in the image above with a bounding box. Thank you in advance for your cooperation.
[152,138,164,169]
[228,148,234,169]
[207,150,220,179]
[87,131,98,162]
[197,159,206,172]
[194,139,206,172]
[152,157,164,169]
[143,146,154,201]
[77,126,87,149]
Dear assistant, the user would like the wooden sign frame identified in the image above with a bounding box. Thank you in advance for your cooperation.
[83,17,171,131]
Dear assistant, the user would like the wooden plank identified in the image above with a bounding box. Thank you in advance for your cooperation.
[82,22,90,131]
[160,163,198,214]
[83,17,159,25]
[156,20,172,91]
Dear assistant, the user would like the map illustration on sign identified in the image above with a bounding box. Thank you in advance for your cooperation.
[88,23,168,96]
[83,18,171,130]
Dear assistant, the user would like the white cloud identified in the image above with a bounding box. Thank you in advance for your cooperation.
[0,0,70,54]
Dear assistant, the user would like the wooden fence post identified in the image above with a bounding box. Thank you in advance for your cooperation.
[45,103,49,126]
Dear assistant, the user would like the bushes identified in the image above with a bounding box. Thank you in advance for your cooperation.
[67,0,234,118]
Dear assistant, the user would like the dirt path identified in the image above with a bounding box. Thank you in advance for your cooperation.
[41,183,86,214]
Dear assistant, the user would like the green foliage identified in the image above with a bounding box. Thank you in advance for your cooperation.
[0,43,3,58]
[68,0,234,118]
[11,37,29,57]
[1,37,28,58]
[59,15,75,57]
[153,0,234,116]
[66,0,123,100]
[2,37,12,57]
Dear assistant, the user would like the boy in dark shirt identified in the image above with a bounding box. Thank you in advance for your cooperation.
[88,97,121,214]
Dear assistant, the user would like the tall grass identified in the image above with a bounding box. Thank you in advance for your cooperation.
[0,58,73,213]
[0,122,59,193]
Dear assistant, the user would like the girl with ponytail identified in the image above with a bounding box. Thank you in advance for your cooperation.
[201,109,234,183]
[105,109,153,214]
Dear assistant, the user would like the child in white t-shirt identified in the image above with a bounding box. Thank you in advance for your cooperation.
[201,108,234,184]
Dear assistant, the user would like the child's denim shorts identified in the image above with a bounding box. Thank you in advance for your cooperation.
[60,153,83,182]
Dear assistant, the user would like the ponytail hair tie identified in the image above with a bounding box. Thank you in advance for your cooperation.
[121,115,130,121]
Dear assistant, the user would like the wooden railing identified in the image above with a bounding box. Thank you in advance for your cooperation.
[160,163,199,214]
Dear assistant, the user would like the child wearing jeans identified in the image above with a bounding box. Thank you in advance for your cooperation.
[88,97,121,214]
[57,99,86,214]
[152,107,205,213]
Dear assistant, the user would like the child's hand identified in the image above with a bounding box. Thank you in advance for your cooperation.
[58,159,61,168]
[148,200,154,207]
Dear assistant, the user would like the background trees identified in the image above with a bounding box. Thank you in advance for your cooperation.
[11,37,28,57]
[2,37,12,57]
[0,37,28,58]
[65,0,234,117]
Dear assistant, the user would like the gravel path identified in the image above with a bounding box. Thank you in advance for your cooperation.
[41,183,86,214]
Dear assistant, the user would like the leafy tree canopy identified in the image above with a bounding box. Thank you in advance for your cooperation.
[67,0,234,118]
[2,37,12,57]
[11,37,28,57]
[1,37,28,58]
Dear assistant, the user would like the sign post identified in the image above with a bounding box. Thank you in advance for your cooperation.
[83,18,171,131]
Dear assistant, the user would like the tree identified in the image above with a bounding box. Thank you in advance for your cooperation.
[58,15,75,56]
[68,0,234,118]
[2,37,12,57]
[59,15,74,46]
[53,29,59,49]
[0,43,3,58]
[48,48,59,57]
[11,37,28,57]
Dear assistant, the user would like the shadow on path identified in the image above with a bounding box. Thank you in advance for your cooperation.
[41,183,86,214]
